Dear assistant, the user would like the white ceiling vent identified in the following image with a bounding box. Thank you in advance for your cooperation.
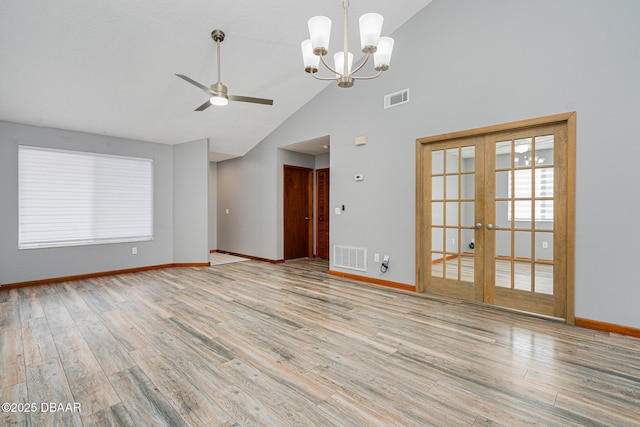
[333,245,367,272]
[384,88,410,109]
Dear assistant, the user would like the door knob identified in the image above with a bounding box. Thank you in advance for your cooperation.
[487,223,494,230]
[475,223,483,230]
[305,217,309,220]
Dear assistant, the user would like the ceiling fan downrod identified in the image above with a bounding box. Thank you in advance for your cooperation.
[211,29,225,84]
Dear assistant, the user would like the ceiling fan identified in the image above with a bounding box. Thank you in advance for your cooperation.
[176,29,273,110]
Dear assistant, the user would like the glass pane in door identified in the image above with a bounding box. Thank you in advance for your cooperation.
[460,254,475,282]
[432,202,444,226]
[495,229,511,288]
[535,232,553,294]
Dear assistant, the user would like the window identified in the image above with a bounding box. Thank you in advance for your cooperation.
[508,168,554,221]
[19,145,153,249]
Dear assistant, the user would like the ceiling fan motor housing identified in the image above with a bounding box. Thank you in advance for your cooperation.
[211,82,228,96]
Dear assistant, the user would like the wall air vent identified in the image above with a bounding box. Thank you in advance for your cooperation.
[384,88,410,109]
[333,245,367,272]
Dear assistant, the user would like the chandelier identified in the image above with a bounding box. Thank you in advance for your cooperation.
[300,0,395,88]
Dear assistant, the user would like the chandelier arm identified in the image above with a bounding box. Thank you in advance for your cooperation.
[319,54,343,77]
[350,52,372,76]
[310,73,340,82]
[351,69,384,81]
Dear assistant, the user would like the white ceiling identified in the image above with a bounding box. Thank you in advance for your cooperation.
[0,0,432,161]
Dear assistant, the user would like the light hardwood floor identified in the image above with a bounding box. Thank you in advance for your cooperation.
[1,259,639,426]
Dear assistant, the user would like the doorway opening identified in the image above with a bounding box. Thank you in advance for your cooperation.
[280,136,331,265]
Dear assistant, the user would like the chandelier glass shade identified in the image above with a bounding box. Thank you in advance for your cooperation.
[301,0,394,88]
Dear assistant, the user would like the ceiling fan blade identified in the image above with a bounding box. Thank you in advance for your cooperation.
[195,100,212,111]
[175,74,214,94]
[228,95,273,106]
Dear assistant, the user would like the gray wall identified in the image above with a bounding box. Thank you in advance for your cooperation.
[0,121,210,284]
[0,120,174,283]
[216,141,279,259]
[172,139,210,264]
[315,153,330,170]
[216,0,640,328]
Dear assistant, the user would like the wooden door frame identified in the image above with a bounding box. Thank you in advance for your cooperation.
[283,165,314,260]
[416,112,576,324]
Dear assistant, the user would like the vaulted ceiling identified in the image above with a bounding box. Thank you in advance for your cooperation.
[0,0,432,161]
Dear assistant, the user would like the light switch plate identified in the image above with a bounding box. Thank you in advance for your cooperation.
[335,207,341,215]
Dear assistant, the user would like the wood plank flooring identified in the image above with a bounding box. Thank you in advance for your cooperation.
[1,259,639,426]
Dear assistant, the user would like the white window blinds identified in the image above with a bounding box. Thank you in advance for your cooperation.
[508,168,554,222]
[19,145,153,249]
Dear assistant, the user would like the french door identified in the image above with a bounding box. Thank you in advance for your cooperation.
[416,114,575,321]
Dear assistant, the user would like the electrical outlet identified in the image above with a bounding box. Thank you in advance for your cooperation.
[132,247,137,255]
[542,241,548,249]
[374,253,380,262]
[383,255,390,263]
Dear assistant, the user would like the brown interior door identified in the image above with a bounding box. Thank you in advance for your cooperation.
[316,168,330,259]
[284,165,313,260]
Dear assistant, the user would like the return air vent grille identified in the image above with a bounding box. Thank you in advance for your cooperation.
[333,245,367,272]
[384,88,410,109]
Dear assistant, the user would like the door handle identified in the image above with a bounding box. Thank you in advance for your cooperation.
[305,217,310,220]
[475,223,483,230]
[487,223,494,230]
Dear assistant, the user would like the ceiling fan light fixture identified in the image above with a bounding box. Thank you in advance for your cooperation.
[210,95,228,106]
